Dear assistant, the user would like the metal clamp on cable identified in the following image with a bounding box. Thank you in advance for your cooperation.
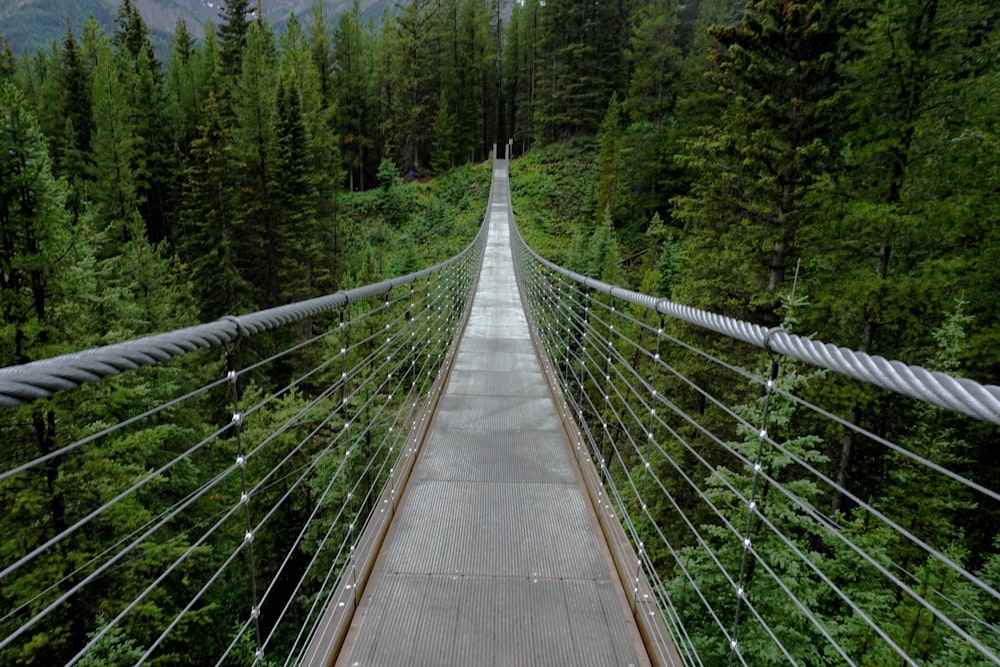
[762,326,784,356]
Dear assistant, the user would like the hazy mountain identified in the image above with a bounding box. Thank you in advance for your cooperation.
[0,0,390,57]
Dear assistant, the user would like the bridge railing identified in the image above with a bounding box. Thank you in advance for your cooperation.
[510,189,1000,664]
[0,218,487,665]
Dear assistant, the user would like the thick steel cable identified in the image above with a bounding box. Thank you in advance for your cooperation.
[559,284,953,664]
[2,255,478,665]
[538,283,765,661]
[0,222,486,408]
[523,255,1000,666]
[127,269,465,664]
[529,270,866,666]
[563,297,900,665]
[511,222,1000,425]
[512,207,995,657]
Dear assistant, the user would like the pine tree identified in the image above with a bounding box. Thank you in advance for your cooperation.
[57,23,94,215]
[595,93,623,221]
[165,18,199,150]
[273,72,321,304]
[534,0,628,140]
[178,92,252,318]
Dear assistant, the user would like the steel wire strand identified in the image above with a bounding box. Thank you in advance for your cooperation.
[539,284,723,663]
[227,278,441,404]
[286,335,446,667]
[554,320,853,667]
[191,376,401,664]
[0,417,232,584]
[551,317,767,661]
[227,416,362,667]
[234,407,399,661]
[737,433,1000,661]
[529,295,703,667]
[258,412,403,658]
[0,439,262,656]
[217,617,256,667]
[280,270,471,664]
[527,269,748,667]
[773,385,1000,505]
[0,224,483,662]
[540,296,828,662]
[221,295,458,662]
[0,375,227,483]
[0,229,486,408]
[0,465,238,629]
[524,226,892,658]
[518,241,1000,424]
[63,495,246,666]
[738,387,1000,609]
[556,325,775,662]
[126,360,382,664]
[633,354,981,662]
[134,534,249,666]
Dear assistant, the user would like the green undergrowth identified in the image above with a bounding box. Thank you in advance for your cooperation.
[508,138,599,266]
[335,160,492,287]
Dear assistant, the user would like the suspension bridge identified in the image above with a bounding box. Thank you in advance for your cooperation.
[1,155,999,666]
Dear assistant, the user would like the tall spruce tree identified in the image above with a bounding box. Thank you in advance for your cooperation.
[232,16,279,307]
[333,0,375,190]
[673,0,842,323]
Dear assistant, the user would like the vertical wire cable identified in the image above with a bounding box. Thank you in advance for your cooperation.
[635,313,663,615]
[727,352,780,666]
[226,336,264,666]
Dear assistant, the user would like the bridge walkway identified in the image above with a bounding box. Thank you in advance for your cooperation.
[331,160,650,666]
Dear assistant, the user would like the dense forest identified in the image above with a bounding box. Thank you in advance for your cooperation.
[1,0,999,663]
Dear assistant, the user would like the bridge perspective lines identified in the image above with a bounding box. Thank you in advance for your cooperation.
[2,154,999,667]
[324,160,650,665]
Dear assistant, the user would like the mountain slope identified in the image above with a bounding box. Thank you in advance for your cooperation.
[0,0,389,57]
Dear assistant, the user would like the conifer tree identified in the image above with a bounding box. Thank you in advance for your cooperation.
[90,36,139,240]
[232,16,279,307]
[218,0,251,82]
[165,18,199,150]
[334,0,375,190]
[178,92,251,318]
[673,0,842,323]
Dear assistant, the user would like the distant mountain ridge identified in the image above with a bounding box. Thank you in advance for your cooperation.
[0,0,388,57]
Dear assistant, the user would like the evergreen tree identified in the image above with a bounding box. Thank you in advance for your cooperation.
[178,92,252,318]
[57,23,95,215]
[534,0,628,140]
[502,0,540,154]
[89,36,139,241]
[218,0,251,82]
[112,0,157,67]
[673,0,843,323]
[231,16,279,307]
[595,93,623,221]
[165,18,199,151]
[273,73,321,304]
[381,0,441,171]
[625,0,682,129]
[333,0,375,191]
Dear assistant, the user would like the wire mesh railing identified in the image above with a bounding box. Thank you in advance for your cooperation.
[511,194,1000,665]
[0,220,486,665]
